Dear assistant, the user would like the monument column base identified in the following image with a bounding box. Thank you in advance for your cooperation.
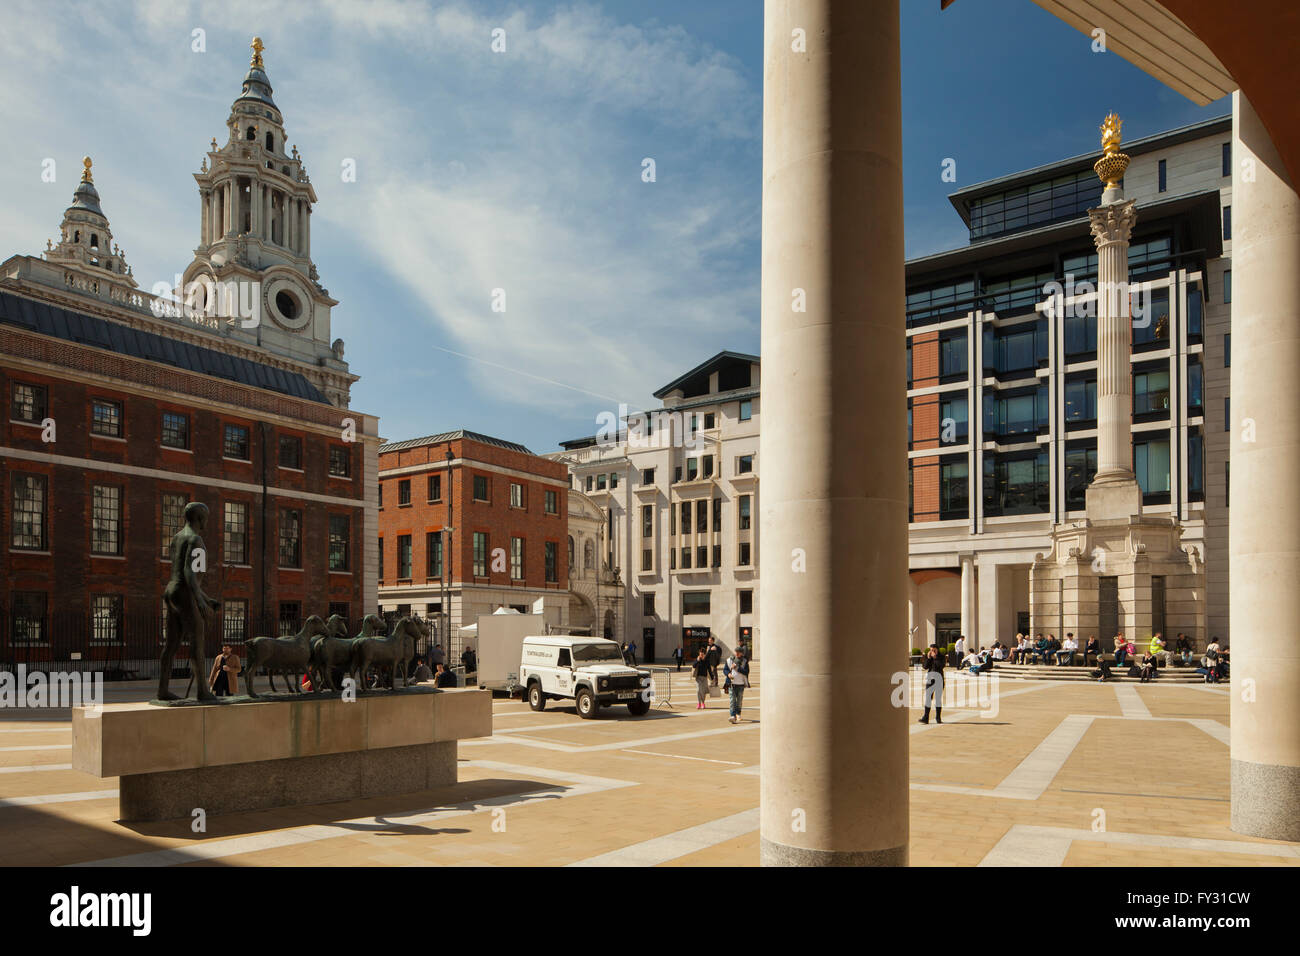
[1084,476,1143,522]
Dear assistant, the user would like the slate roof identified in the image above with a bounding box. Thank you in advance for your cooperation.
[380,430,532,455]
[0,289,330,404]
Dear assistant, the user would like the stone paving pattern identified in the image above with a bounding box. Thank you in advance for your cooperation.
[1,665,1297,866]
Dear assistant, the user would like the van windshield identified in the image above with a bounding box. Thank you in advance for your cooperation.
[572,644,625,663]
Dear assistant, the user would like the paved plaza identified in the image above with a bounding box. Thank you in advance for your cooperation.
[0,666,1296,867]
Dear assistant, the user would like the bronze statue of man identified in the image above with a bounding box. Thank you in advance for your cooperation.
[158,501,221,701]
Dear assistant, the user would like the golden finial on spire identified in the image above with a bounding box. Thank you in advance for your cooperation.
[250,36,265,68]
[1093,112,1130,190]
[81,156,93,184]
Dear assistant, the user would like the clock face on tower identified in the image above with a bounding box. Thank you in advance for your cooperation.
[263,274,313,331]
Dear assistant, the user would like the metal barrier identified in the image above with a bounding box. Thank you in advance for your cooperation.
[642,665,675,710]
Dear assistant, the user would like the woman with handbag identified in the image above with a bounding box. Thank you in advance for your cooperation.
[723,649,750,723]
[692,648,710,709]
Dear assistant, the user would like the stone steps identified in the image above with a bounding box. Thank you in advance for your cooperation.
[987,662,1208,683]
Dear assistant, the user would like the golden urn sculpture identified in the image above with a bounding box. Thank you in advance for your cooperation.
[1094,112,1130,189]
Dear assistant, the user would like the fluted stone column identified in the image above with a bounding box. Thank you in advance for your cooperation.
[286,197,295,251]
[223,183,232,238]
[1085,194,1141,520]
[265,189,273,244]
[1229,91,1300,842]
[201,189,210,246]
[304,205,311,256]
[250,182,260,236]
[759,0,908,866]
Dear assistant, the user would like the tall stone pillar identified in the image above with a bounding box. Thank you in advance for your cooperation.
[201,189,209,246]
[286,197,296,251]
[1085,114,1142,521]
[759,0,908,866]
[299,202,308,256]
[265,189,273,244]
[960,554,975,649]
[223,183,231,238]
[1229,91,1300,842]
[250,182,260,236]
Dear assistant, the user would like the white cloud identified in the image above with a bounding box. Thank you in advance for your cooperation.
[0,0,761,427]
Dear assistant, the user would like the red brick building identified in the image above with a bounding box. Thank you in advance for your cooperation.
[0,43,380,674]
[377,431,570,650]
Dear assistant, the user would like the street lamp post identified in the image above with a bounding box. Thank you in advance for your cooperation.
[443,446,454,675]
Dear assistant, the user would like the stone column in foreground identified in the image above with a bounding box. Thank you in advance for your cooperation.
[1229,91,1300,842]
[759,0,908,866]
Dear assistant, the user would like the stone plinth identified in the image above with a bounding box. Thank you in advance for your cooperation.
[1030,516,1204,647]
[72,688,492,821]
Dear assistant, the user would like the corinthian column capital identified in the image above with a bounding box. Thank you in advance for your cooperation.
[1088,198,1138,247]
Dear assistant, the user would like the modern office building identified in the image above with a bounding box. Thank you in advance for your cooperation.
[0,38,379,671]
[906,114,1233,652]
[551,352,760,662]
[376,430,571,655]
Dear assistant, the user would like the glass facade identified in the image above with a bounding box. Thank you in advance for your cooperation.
[967,169,1102,240]
[983,451,1049,516]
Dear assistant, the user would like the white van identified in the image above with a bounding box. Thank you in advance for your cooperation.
[519,635,652,718]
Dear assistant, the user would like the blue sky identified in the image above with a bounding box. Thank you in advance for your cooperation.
[0,0,1228,452]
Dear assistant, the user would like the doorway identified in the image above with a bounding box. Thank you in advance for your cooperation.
[642,626,655,663]
[1099,576,1119,641]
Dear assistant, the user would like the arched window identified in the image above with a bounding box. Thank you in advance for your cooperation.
[266,161,273,169]
[584,540,595,571]
[246,127,256,141]
[265,132,274,151]
[73,230,80,243]
[567,536,575,568]
[90,234,98,250]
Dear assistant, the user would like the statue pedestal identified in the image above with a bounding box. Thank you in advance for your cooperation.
[72,688,492,822]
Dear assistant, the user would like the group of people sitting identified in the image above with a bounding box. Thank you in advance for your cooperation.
[1008,633,1081,666]
[942,631,1226,683]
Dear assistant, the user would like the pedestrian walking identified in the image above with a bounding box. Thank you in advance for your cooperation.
[723,648,750,723]
[208,644,241,697]
[706,636,721,686]
[692,648,710,709]
[918,643,944,724]
[673,646,684,671]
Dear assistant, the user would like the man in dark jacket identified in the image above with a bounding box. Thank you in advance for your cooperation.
[706,637,722,686]
[919,644,945,724]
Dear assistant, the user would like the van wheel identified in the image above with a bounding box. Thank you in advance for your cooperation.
[528,682,546,711]
[576,687,598,718]
[627,697,650,716]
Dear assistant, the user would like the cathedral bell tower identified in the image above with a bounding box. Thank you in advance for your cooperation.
[44,157,137,295]
[182,36,338,361]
